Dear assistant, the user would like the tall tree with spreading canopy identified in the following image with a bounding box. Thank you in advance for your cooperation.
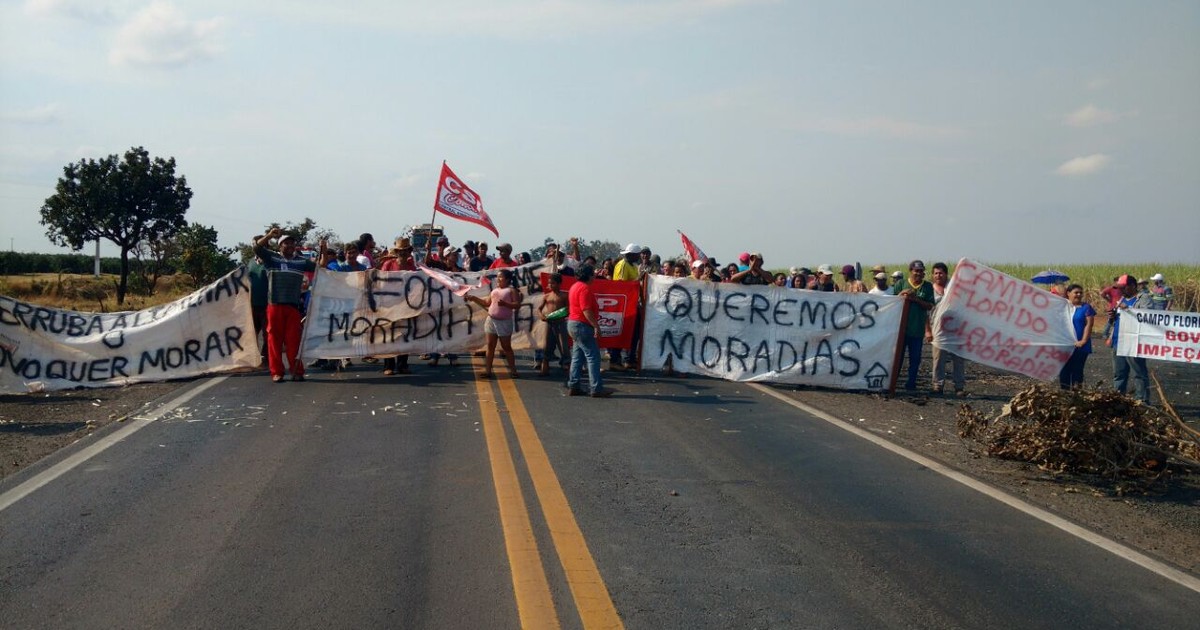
[40,146,192,304]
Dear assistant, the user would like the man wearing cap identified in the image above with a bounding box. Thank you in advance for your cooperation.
[814,265,838,292]
[869,271,889,295]
[841,264,866,293]
[606,244,644,370]
[489,243,519,269]
[1107,274,1153,403]
[254,227,321,383]
[892,260,935,391]
[1149,273,1173,310]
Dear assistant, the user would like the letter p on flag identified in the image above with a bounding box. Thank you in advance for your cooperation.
[434,162,499,237]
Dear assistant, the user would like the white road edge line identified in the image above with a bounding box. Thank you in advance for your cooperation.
[750,383,1200,595]
[0,376,230,513]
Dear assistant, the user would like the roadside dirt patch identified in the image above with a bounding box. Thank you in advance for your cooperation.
[0,381,188,479]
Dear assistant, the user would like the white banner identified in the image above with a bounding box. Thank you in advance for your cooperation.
[301,261,552,359]
[643,276,904,389]
[0,268,259,394]
[932,258,1076,381]
[1117,308,1200,364]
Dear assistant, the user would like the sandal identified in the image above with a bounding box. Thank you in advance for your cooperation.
[383,369,394,376]
[480,371,494,379]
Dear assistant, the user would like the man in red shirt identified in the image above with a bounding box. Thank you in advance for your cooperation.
[566,265,615,398]
[1099,277,1122,340]
[489,243,519,269]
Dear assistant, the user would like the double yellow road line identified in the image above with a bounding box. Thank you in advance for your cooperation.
[473,371,623,630]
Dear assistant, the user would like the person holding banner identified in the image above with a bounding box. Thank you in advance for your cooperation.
[1106,274,1152,403]
[893,260,935,391]
[1059,284,1096,389]
[931,262,966,395]
[255,228,321,383]
[465,268,523,379]
[566,265,614,398]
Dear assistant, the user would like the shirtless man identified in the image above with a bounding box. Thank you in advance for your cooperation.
[538,273,570,376]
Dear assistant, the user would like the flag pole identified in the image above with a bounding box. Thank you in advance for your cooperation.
[426,162,443,262]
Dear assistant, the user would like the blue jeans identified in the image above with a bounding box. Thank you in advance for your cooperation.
[899,335,924,390]
[568,320,603,394]
[1112,353,1149,403]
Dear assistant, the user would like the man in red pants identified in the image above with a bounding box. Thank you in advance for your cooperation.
[254,228,320,382]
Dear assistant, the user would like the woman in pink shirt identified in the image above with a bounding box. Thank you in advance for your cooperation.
[466,268,523,378]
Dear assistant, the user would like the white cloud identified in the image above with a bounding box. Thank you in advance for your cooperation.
[1,103,64,124]
[109,2,225,67]
[1065,104,1118,127]
[1055,154,1111,177]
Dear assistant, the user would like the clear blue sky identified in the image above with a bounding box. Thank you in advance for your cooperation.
[2,0,1197,265]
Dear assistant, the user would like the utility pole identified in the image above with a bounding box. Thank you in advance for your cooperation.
[94,240,100,277]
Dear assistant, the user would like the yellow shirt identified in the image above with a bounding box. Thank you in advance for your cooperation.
[612,258,640,281]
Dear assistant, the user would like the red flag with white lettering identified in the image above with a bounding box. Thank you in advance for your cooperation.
[433,162,499,236]
[678,230,708,264]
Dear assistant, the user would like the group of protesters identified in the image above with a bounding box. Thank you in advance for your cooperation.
[248,228,1180,404]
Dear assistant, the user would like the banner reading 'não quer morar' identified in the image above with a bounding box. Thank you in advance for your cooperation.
[0,267,259,394]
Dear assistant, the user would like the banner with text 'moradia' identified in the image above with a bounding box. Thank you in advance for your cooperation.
[642,276,904,389]
[0,267,258,394]
[932,258,1076,381]
[301,261,552,359]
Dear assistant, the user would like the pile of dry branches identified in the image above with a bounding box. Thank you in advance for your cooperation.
[958,384,1200,486]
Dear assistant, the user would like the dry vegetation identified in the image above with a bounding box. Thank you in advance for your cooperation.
[0,273,195,312]
[958,384,1200,493]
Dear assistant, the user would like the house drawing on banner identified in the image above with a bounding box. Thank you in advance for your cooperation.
[864,362,889,390]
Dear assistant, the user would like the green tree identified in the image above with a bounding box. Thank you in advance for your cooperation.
[39,146,192,304]
[173,222,236,286]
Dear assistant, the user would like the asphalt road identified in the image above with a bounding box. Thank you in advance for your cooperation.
[1,362,1198,629]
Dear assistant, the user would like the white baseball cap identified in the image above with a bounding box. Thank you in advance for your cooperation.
[817,264,833,275]
[620,243,643,255]
[1151,273,1164,281]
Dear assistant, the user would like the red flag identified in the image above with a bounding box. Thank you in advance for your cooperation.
[678,230,708,264]
[433,162,499,236]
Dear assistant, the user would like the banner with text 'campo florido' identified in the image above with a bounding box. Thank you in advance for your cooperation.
[642,276,904,389]
[1117,308,1200,364]
[932,258,1076,381]
[301,261,553,359]
[544,273,640,350]
[0,267,258,394]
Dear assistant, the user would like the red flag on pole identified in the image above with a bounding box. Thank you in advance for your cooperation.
[433,162,499,236]
[678,230,708,264]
